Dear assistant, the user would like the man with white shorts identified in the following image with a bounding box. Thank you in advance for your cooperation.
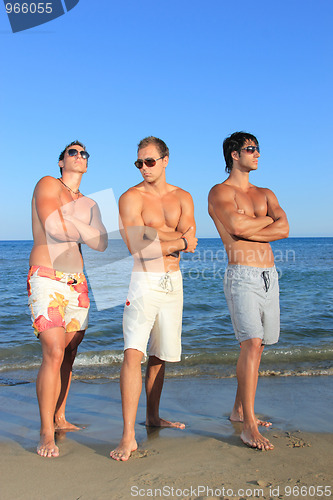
[110,136,197,461]
[208,131,289,450]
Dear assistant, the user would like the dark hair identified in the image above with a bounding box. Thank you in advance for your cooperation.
[137,136,169,158]
[223,131,259,173]
[58,140,87,174]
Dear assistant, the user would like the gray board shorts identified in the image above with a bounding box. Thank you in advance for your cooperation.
[224,264,280,345]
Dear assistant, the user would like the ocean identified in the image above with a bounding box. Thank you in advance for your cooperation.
[0,238,332,386]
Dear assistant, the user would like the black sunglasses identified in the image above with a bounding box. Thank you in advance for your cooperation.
[67,148,90,160]
[240,146,260,154]
[134,156,165,169]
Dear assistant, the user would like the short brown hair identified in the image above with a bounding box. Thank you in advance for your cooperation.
[137,136,169,158]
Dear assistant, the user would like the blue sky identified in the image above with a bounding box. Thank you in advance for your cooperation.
[1,0,332,239]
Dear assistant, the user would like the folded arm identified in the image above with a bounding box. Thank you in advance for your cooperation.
[245,188,289,242]
[36,177,81,243]
[119,190,188,259]
[208,184,274,239]
[63,201,108,251]
[36,177,108,251]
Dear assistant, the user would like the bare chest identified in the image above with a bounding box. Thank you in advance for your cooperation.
[60,193,92,225]
[235,188,268,217]
[141,193,181,230]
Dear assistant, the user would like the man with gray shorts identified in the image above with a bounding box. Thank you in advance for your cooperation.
[208,131,289,450]
[224,265,280,345]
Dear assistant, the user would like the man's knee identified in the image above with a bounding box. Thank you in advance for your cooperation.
[42,344,65,367]
[148,355,165,366]
[65,330,85,349]
[123,348,144,365]
[240,338,263,355]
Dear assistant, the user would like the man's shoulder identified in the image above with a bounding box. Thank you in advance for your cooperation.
[119,185,144,210]
[250,184,273,196]
[173,184,191,195]
[167,185,193,202]
[209,181,235,199]
[36,175,59,185]
[34,176,60,195]
[120,184,144,199]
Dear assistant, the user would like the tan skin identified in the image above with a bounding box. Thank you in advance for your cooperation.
[110,144,197,461]
[208,140,289,451]
[30,145,107,457]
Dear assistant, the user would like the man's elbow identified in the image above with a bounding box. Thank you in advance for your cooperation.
[232,226,245,238]
[283,222,289,238]
[231,221,252,239]
[278,218,289,239]
[97,235,108,252]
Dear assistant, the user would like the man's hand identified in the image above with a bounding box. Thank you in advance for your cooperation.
[182,226,198,253]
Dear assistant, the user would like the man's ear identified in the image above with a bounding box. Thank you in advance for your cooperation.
[231,150,239,162]
[163,155,169,168]
[58,160,64,170]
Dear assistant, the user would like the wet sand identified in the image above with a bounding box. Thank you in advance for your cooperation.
[0,376,332,499]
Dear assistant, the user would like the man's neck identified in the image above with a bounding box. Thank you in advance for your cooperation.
[227,169,251,190]
[60,172,83,193]
[143,176,169,196]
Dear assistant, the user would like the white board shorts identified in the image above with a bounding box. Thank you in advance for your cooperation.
[123,271,183,362]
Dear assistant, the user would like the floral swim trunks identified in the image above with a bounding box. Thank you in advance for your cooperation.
[27,265,90,337]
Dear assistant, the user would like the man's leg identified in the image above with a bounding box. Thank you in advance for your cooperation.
[36,327,66,457]
[230,344,272,427]
[145,355,185,429]
[54,330,85,430]
[235,338,273,450]
[110,348,143,461]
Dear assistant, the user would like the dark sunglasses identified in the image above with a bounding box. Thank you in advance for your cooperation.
[67,148,90,159]
[240,146,260,154]
[134,156,165,169]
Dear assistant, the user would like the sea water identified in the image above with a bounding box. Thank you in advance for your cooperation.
[0,238,332,385]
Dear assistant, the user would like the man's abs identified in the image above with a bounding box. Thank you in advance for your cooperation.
[29,242,84,273]
[214,218,274,268]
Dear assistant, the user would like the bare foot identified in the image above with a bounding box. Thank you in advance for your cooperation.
[37,435,60,458]
[240,426,274,451]
[230,410,272,427]
[256,418,272,427]
[54,416,83,431]
[146,417,185,429]
[110,437,138,461]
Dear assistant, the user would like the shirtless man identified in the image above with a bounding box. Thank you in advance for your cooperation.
[28,141,107,457]
[208,131,289,450]
[110,136,197,461]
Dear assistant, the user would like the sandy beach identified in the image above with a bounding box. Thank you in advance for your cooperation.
[1,376,332,500]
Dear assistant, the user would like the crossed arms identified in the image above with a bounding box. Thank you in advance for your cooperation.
[208,184,289,242]
[118,188,197,259]
[35,177,108,251]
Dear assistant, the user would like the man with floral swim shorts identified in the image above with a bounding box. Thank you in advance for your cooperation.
[28,140,107,458]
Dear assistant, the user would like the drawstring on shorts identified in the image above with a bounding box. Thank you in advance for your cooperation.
[261,271,270,292]
[159,272,173,292]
